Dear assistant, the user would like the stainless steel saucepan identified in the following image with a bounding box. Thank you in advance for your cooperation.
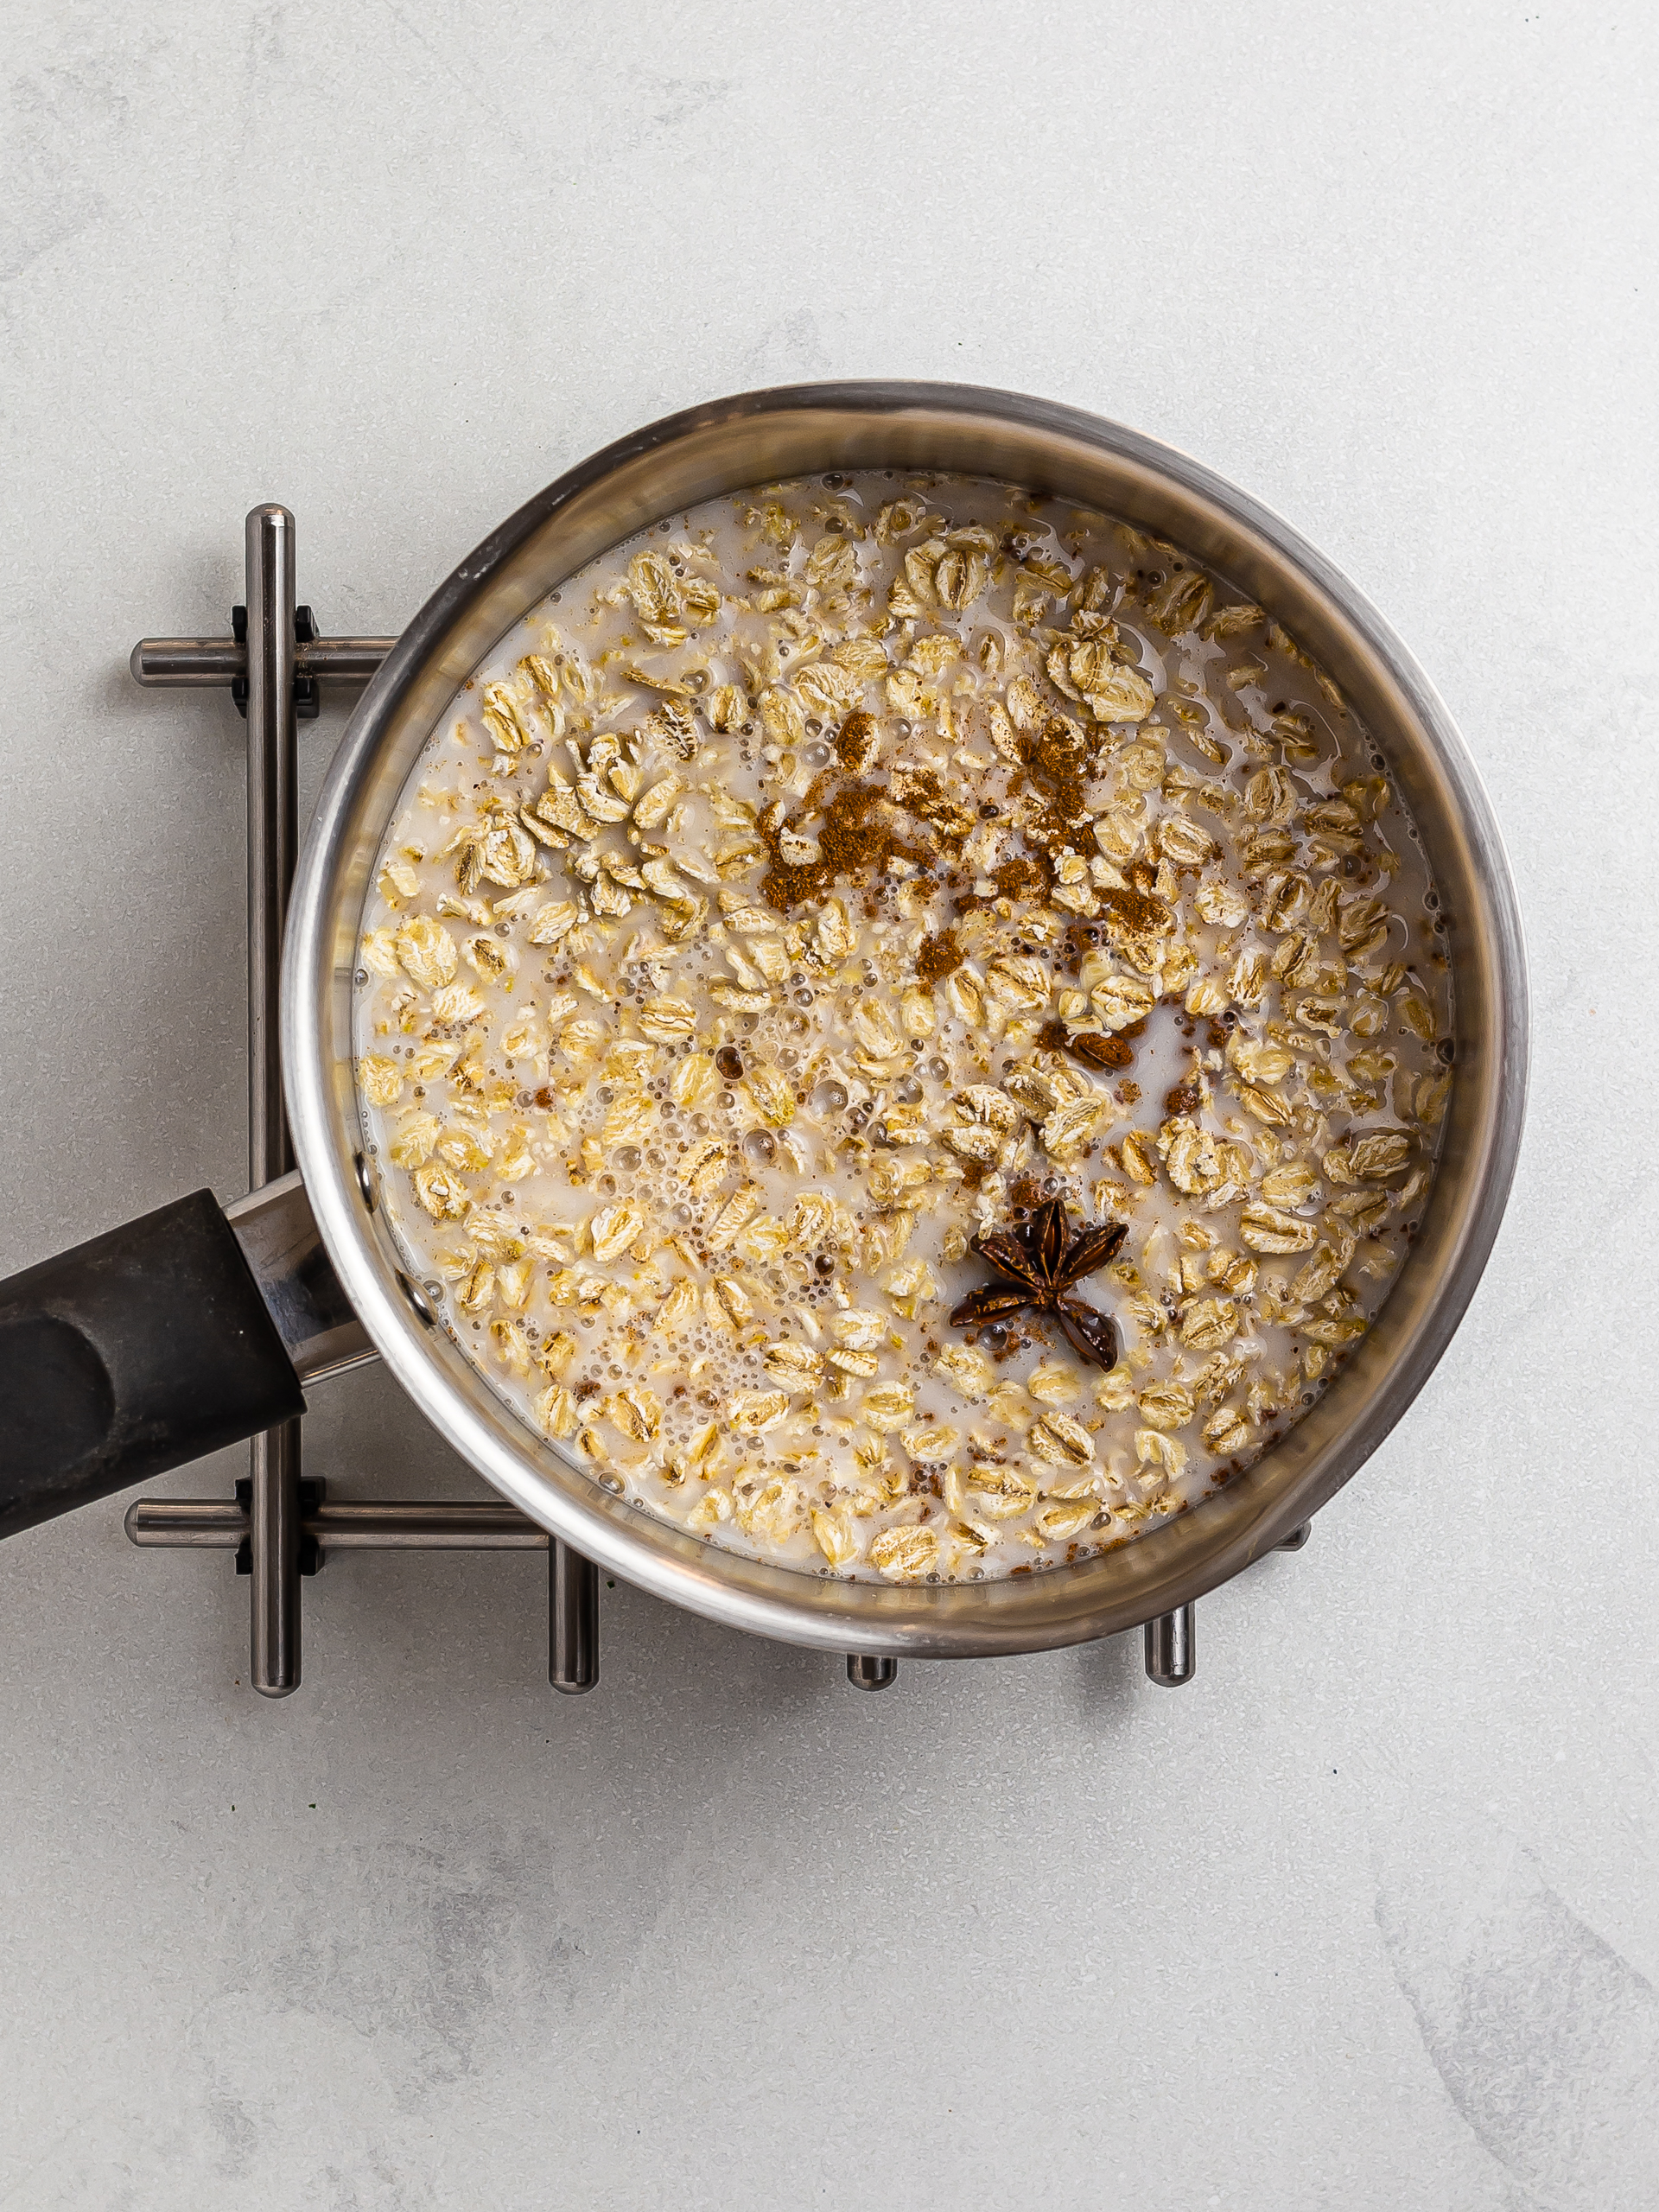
[0,382,1529,1662]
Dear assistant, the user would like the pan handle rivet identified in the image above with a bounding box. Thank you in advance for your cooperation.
[397,1272,437,1327]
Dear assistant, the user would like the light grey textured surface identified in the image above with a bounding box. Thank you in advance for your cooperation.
[2,3,1655,2206]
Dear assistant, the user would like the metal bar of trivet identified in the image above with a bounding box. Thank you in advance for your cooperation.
[244,506,303,1696]
[550,1541,600,1694]
[132,636,393,685]
[127,1497,549,1548]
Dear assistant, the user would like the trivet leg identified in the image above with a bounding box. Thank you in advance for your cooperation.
[245,505,302,1697]
[550,1539,599,1694]
[847,1655,898,1691]
[249,1421,302,1692]
[1144,1605,1195,1687]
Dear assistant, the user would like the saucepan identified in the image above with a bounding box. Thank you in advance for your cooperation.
[0,383,1529,1657]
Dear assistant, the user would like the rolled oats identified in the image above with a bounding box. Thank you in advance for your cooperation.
[354,471,1450,1584]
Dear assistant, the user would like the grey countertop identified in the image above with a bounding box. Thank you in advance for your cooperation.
[2,4,1655,2207]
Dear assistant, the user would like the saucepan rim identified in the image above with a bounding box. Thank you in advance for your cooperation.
[283,381,1529,1656]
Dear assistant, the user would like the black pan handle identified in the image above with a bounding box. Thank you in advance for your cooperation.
[0,1189,307,1541]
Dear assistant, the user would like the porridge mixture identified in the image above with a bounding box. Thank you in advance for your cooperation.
[353,473,1452,1583]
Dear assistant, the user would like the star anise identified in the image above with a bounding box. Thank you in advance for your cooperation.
[948,1198,1127,1370]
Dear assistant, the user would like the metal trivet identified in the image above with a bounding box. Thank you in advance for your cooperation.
[123,505,1308,1702]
